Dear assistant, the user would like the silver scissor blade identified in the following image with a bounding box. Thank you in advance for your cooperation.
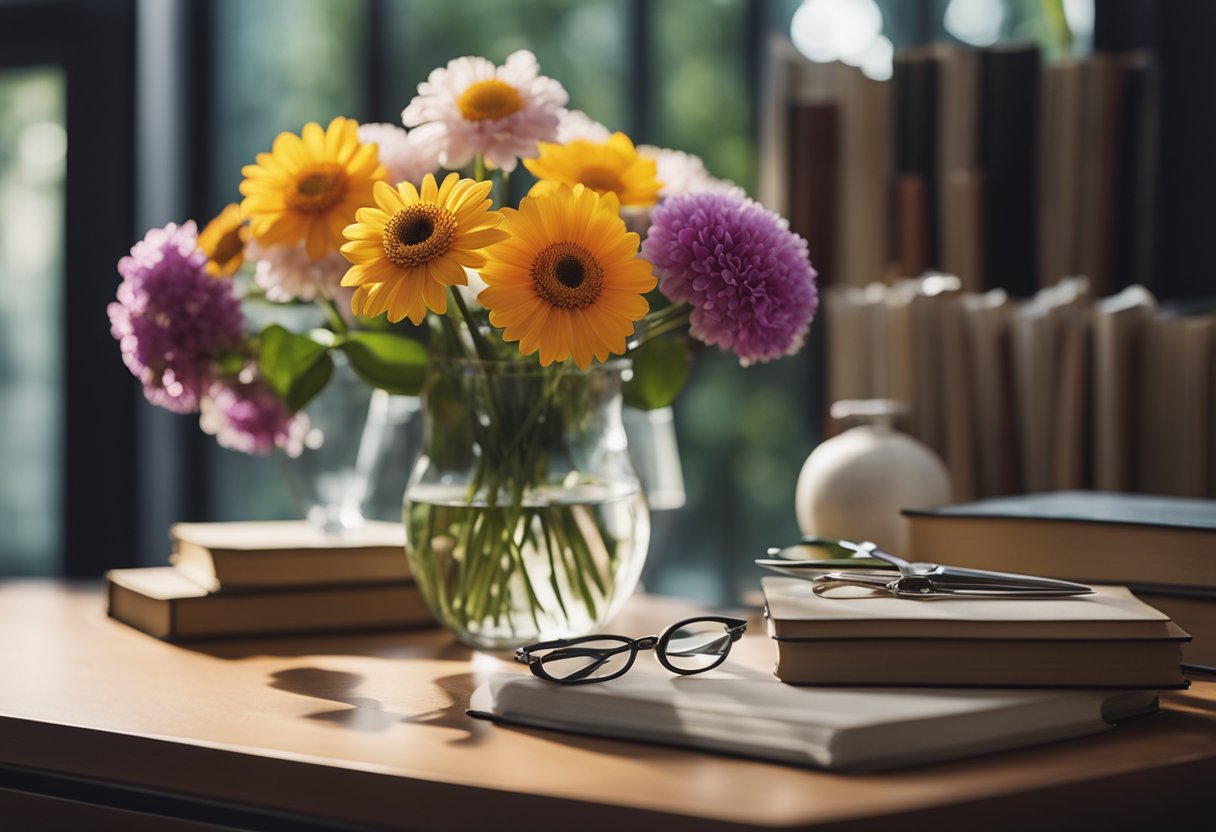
[929,565,1093,594]
[755,558,894,576]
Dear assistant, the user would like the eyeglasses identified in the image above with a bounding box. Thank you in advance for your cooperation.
[514,616,748,684]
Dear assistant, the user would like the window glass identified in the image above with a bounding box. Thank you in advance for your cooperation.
[383,0,629,135]
[651,0,755,192]
[0,67,66,576]
[207,0,367,520]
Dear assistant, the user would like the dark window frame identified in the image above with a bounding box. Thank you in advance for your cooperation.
[0,0,138,576]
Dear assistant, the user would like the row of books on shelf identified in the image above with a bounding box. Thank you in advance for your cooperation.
[826,276,1216,503]
[106,521,433,640]
[762,38,1158,297]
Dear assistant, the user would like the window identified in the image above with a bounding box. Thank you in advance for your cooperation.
[0,0,137,578]
[0,67,66,575]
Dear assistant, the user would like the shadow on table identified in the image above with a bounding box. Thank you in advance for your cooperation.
[266,666,489,744]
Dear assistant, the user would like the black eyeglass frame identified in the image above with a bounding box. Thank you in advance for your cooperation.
[513,615,749,685]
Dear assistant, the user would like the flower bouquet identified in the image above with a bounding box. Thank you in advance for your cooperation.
[110,50,817,648]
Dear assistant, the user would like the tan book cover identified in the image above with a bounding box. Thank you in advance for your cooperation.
[1050,308,1090,490]
[107,567,431,641]
[934,43,981,288]
[1092,285,1156,491]
[762,578,1174,641]
[1131,590,1216,669]
[940,169,984,291]
[961,289,1018,497]
[1037,60,1083,286]
[169,520,410,590]
[824,284,887,437]
[1076,55,1124,297]
[938,293,977,500]
[1136,313,1214,498]
[833,62,892,287]
[770,636,1186,688]
[762,578,1187,688]
[1010,278,1090,493]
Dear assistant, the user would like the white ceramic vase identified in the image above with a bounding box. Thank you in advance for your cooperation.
[795,400,951,552]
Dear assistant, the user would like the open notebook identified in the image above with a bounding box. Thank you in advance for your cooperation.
[469,663,1157,771]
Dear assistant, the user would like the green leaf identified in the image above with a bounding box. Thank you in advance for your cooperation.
[214,349,248,379]
[624,336,690,410]
[339,331,429,396]
[257,324,334,412]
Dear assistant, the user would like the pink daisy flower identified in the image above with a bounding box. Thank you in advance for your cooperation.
[357,122,440,187]
[247,241,348,303]
[638,145,747,201]
[556,109,611,144]
[401,50,568,172]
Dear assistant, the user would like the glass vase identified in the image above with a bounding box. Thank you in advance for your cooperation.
[404,358,650,650]
[281,354,421,533]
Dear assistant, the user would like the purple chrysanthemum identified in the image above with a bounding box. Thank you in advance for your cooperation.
[642,193,818,365]
[108,222,245,412]
[200,380,309,457]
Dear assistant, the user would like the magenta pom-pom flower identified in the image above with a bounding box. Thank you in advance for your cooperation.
[107,222,245,412]
[200,379,309,457]
[642,192,818,365]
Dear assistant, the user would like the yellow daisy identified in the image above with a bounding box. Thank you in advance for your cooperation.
[340,173,507,324]
[478,184,657,369]
[197,203,247,277]
[524,132,662,207]
[239,117,386,260]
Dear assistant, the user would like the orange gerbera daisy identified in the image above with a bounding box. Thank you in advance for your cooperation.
[523,132,662,207]
[478,184,656,369]
[197,203,247,277]
[340,173,507,324]
[239,117,386,260]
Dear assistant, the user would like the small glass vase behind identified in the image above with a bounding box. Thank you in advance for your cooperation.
[404,358,650,650]
[282,354,420,533]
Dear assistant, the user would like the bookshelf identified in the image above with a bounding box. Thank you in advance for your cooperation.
[763,36,1216,501]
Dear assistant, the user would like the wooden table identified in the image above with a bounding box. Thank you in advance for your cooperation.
[0,581,1212,831]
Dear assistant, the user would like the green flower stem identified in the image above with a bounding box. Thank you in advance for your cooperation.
[473,153,488,183]
[410,356,631,644]
[437,310,475,360]
[499,169,511,208]
[634,307,691,346]
[449,288,495,363]
[318,296,350,336]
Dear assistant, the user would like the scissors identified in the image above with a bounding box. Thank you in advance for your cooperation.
[756,537,1093,599]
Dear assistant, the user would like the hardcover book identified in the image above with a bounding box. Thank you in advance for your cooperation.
[471,663,1158,771]
[107,567,432,641]
[169,520,411,590]
[904,491,1216,590]
[762,578,1188,689]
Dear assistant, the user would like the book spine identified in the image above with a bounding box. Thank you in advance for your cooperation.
[892,50,939,274]
[979,45,1040,296]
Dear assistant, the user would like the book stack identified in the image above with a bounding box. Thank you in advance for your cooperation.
[107,521,433,640]
[762,579,1188,688]
[905,490,1216,672]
